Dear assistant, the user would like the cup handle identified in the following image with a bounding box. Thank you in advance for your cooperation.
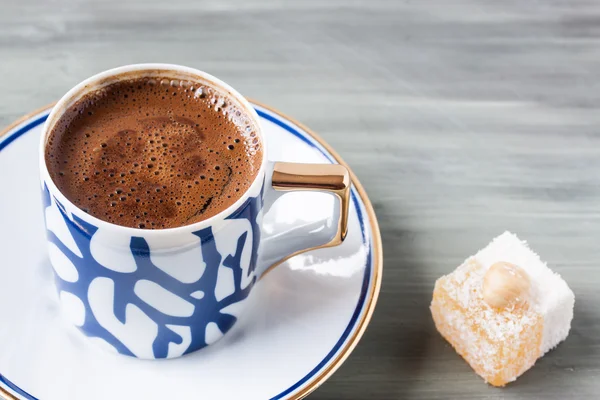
[257,161,351,277]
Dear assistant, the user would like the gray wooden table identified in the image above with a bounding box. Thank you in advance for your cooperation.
[2,0,599,398]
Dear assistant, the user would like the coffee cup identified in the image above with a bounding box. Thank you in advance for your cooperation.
[39,64,349,359]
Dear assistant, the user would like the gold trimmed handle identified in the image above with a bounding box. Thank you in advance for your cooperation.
[272,162,350,246]
[258,162,351,278]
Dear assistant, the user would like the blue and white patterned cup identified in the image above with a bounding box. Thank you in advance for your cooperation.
[39,64,350,359]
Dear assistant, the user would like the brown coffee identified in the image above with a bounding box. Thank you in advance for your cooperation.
[45,76,262,229]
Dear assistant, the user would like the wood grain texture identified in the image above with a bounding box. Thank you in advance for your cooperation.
[2,0,600,398]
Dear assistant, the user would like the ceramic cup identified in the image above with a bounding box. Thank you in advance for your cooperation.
[39,64,350,359]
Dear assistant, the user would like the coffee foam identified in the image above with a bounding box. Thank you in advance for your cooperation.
[46,77,262,229]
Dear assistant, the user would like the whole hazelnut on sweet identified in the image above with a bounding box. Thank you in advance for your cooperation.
[482,261,531,309]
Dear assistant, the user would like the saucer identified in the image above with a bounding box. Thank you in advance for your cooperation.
[0,101,382,400]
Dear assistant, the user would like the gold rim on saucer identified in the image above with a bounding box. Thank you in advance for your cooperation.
[0,101,383,400]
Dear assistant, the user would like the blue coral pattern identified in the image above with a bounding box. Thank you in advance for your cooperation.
[42,183,263,358]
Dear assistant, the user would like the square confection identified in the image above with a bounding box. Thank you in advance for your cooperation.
[430,232,574,386]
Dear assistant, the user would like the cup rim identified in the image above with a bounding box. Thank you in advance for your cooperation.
[39,63,267,236]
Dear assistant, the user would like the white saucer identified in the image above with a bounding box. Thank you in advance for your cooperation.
[0,101,382,400]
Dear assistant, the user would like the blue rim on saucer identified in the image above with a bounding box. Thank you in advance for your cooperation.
[0,101,382,400]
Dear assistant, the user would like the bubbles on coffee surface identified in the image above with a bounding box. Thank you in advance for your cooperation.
[45,76,262,229]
